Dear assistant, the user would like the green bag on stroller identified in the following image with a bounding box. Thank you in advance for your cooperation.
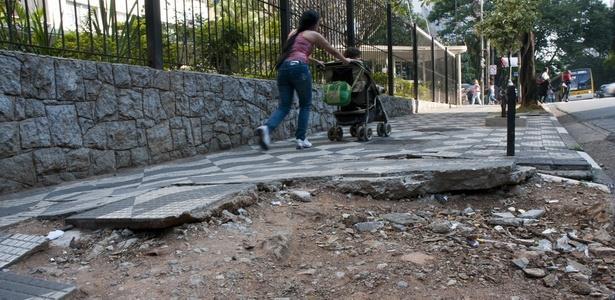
[323,81,352,107]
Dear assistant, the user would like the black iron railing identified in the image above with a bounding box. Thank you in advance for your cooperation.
[0,0,459,103]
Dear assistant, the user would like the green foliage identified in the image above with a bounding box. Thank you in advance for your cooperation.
[427,0,488,82]
[394,78,430,99]
[372,72,388,86]
[0,1,57,54]
[535,0,615,86]
[373,72,429,99]
[166,0,280,76]
[477,0,540,53]
[0,0,280,77]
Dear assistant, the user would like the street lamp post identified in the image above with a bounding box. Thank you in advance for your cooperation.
[480,0,485,105]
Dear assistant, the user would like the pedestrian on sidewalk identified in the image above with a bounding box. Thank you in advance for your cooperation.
[488,80,496,105]
[537,67,551,103]
[471,80,482,105]
[255,10,354,151]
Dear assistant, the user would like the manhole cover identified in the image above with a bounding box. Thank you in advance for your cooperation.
[414,127,465,132]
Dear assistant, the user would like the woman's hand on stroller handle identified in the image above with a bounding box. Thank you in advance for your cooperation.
[315,61,326,70]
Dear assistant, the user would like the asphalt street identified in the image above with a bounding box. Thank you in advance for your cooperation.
[549,97,615,184]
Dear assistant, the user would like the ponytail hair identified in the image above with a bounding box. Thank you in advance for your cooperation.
[275,10,320,69]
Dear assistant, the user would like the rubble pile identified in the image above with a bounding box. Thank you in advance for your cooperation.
[6,178,614,299]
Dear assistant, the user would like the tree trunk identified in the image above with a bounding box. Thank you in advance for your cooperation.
[519,31,537,107]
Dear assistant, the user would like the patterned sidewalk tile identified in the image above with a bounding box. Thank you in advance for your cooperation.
[0,233,48,269]
[66,184,255,229]
[0,107,590,230]
[0,271,75,299]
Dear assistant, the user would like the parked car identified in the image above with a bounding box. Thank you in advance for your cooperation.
[596,83,615,98]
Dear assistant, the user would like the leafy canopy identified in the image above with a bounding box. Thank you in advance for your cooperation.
[476,0,540,53]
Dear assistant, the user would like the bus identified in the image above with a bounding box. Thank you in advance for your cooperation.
[552,68,595,101]
[567,68,594,101]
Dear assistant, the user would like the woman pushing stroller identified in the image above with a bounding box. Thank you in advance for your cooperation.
[255,10,356,151]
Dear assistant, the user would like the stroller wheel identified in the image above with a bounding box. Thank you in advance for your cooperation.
[358,126,372,142]
[350,125,357,137]
[357,126,365,141]
[365,128,373,141]
[384,123,392,137]
[377,123,385,137]
[335,127,344,141]
[327,127,337,141]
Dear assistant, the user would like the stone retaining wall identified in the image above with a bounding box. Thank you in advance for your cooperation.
[0,51,414,194]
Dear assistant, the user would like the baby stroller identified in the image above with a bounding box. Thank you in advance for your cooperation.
[321,61,391,141]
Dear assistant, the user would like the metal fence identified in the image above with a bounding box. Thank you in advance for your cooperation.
[0,0,459,102]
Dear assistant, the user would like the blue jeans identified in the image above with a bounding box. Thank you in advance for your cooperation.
[265,60,312,140]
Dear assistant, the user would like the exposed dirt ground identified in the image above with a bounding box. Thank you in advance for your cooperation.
[5,176,615,300]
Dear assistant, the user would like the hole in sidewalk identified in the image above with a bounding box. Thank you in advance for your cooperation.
[380,154,423,160]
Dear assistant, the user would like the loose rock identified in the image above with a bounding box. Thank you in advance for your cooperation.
[566,259,592,276]
[531,239,553,252]
[462,207,475,216]
[120,229,134,237]
[429,220,452,234]
[523,268,546,278]
[512,257,529,270]
[519,209,545,219]
[555,235,574,252]
[381,213,427,225]
[397,281,409,289]
[543,274,558,287]
[487,218,538,227]
[589,245,615,257]
[290,190,312,202]
[570,280,592,295]
[492,212,516,219]
[260,234,290,260]
[354,221,385,233]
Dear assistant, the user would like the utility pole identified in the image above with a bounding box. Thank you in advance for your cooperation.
[486,39,491,101]
[479,0,485,105]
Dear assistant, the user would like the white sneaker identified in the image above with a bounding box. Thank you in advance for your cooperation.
[256,126,270,150]
[296,138,312,150]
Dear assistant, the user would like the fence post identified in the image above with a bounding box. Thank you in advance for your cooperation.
[413,23,419,102]
[431,37,436,102]
[445,48,449,104]
[455,55,459,105]
[346,0,355,47]
[507,51,516,156]
[280,0,291,48]
[145,0,163,69]
[386,1,394,96]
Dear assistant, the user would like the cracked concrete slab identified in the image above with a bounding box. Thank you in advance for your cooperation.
[327,160,534,200]
[66,184,256,229]
[66,159,532,230]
